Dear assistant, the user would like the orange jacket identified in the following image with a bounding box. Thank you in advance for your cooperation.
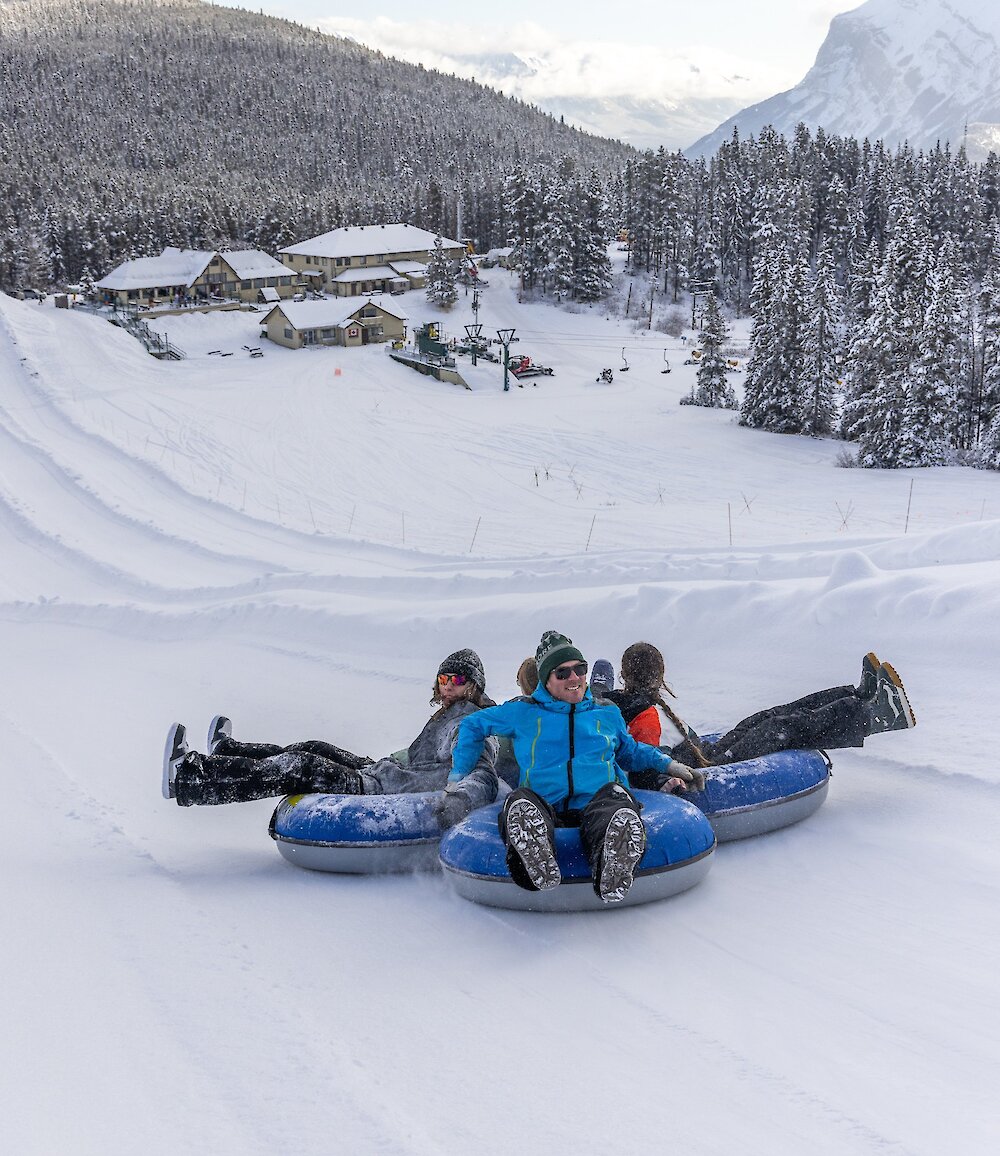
[628,705,661,746]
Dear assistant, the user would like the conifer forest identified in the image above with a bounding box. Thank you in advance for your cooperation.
[5,0,1000,468]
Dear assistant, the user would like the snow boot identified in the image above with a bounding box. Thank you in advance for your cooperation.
[596,808,646,904]
[590,658,615,697]
[504,797,561,892]
[207,714,232,756]
[162,722,188,800]
[867,662,916,733]
[857,652,880,700]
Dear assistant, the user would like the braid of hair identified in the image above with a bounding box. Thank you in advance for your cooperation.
[655,693,712,769]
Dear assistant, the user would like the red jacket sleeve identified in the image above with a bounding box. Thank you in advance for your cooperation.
[628,706,661,746]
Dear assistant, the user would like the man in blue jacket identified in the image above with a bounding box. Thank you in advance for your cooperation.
[445,630,698,904]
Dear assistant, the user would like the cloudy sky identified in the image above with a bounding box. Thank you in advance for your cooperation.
[213,0,859,146]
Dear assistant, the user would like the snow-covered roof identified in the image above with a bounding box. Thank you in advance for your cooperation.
[257,286,281,303]
[388,260,427,275]
[220,250,289,279]
[95,247,214,290]
[279,223,464,259]
[266,297,408,330]
[332,265,405,283]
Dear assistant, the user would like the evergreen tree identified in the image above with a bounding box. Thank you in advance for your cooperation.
[540,166,575,301]
[684,294,736,408]
[800,240,843,436]
[574,170,612,302]
[740,239,785,428]
[425,234,458,308]
[897,236,961,465]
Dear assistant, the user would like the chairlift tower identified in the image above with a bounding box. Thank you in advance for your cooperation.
[464,323,483,367]
[690,280,714,330]
[496,327,517,391]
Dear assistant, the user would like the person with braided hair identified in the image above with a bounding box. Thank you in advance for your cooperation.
[596,642,916,770]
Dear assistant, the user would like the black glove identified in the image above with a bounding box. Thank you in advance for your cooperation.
[433,789,472,831]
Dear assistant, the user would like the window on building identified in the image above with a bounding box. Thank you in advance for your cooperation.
[361,306,378,318]
[253,278,265,288]
[284,328,293,339]
[241,280,251,290]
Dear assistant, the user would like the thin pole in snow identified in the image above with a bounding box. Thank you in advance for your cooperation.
[469,516,481,553]
[728,502,732,546]
[904,478,914,534]
[980,498,987,520]
[348,504,356,534]
[585,514,596,552]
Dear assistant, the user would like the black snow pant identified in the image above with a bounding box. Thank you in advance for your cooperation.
[174,738,374,807]
[672,685,870,767]
[498,782,643,892]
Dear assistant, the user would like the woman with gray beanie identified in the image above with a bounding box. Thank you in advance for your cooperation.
[163,648,498,826]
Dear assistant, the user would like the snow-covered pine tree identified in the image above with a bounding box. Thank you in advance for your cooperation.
[574,170,612,302]
[846,189,931,466]
[740,238,785,428]
[896,236,962,465]
[540,163,576,301]
[800,240,843,436]
[975,220,1000,453]
[683,293,736,409]
[425,233,458,308]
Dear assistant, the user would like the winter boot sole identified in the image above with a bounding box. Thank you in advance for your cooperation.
[206,714,232,756]
[880,662,916,727]
[162,722,188,800]
[598,808,646,904]
[858,652,880,700]
[505,799,561,891]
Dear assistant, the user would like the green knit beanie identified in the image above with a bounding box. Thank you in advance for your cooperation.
[535,630,586,688]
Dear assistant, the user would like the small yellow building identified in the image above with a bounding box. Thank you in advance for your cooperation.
[263,298,409,349]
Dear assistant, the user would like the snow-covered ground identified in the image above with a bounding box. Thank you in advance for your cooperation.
[1,269,997,1154]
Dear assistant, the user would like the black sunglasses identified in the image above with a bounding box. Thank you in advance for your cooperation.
[553,662,589,680]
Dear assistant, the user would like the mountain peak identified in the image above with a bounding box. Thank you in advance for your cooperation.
[688,0,1000,158]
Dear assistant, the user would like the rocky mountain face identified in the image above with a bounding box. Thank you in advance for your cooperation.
[689,0,1000,158]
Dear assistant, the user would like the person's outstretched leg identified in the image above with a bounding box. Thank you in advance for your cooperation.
[579,782,646,904]
[211,735,373,769]
[498,788,560,891]
[174,749,365,807]
[708,689,867,764]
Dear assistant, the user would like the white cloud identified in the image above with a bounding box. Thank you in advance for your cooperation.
[320,16,781,105]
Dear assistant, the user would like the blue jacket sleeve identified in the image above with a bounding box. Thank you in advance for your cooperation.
[613,723,674,775]
[449,702,519,784]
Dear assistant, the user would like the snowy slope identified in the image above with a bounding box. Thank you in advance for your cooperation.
[691,0,1000,158]
[1,270,998,1153]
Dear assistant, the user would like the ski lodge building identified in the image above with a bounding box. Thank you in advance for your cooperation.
[277,224,466,297]
[95,247,295,307]
[263,297,408,349]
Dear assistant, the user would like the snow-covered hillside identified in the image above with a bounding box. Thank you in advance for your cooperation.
[691,0,1000,158]
[2,268,998,1153]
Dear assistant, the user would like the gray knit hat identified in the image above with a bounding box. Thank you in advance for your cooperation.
[437,648,486,691]
[535,630,586,688]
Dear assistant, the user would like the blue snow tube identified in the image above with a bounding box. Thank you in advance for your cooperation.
[686,742,832,842]
[438,790,716,912]
[269,792,443,874]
